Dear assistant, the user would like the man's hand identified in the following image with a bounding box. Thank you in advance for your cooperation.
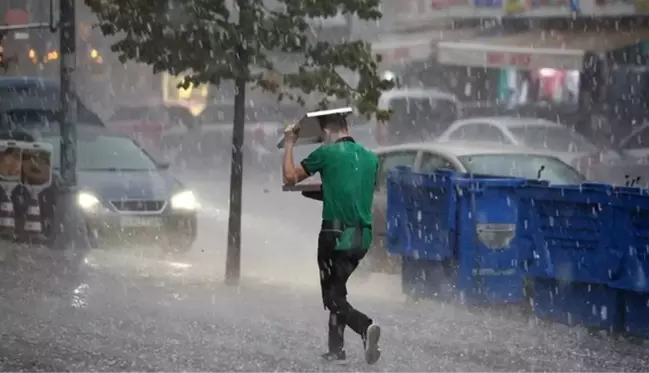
[283,122,300,146]
[282,122,309,186]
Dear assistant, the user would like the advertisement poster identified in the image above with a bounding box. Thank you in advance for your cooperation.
[21,147,52,187]
[0,146,21,182]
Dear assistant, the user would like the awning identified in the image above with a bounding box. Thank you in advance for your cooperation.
[372,28,478,66]
[437,29,649,71]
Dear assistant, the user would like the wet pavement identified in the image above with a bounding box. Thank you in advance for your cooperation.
[0,173,648,371]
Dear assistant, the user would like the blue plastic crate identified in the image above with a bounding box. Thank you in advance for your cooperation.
[612,187,649,292]
[622,290,649,338]
[454,176,529,304]
[387,167,457,260]
[531,278,623,332]
[521,183,624,286]
[386,166,411,257]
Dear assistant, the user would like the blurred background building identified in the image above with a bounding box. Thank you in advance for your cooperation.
[1,0,649,136]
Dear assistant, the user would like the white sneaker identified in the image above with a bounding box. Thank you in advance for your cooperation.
[363,324,381,365]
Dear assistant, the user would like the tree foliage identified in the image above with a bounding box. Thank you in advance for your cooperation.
[84,0,393,117]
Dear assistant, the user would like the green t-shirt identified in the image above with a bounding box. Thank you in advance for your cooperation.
[301,137,378,251]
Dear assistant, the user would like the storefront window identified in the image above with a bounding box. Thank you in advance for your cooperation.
[500,68,580,108]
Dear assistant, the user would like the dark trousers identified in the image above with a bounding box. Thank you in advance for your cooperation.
[318,229,372,353]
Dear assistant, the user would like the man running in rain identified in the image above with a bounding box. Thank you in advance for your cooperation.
[282,112,381,365]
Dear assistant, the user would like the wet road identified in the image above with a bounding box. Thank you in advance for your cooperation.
[0,172,647,371]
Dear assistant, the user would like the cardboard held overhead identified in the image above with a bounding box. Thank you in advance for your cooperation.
[276,107,353,149]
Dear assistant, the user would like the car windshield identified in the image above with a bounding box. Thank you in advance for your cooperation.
[458,153,585,185]
[43,134,159,171]
[508,125,598,153]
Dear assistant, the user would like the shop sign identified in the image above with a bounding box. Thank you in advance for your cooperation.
[531,0,580,12]
[474,0,504,7]
[501,0,528,12]
[486,52,532,68]
[502,0,578,12]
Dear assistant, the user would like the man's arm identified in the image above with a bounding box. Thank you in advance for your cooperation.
[282,142,310,185]
[284,144,328,186]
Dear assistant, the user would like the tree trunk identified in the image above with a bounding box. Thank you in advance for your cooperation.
[225,45,248,286]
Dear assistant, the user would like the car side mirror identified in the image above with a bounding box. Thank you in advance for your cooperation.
[158,161,171,170]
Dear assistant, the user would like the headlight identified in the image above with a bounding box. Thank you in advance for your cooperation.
[170,190,198,210]
[77,192,101,211]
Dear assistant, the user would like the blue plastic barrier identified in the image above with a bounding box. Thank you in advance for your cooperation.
[386,166,410,257]
[390,167,530,304]
[622,290,649,338]
[386,166,457,261]
[454,176,529,304]
[389,166,649,336]
[612,187,649,293]
[520,183,623,286]
[531,277,623,332]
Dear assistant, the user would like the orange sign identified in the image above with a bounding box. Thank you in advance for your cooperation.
[486,52,532,67]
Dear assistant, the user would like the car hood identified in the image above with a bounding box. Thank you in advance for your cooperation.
[77,169,183,201]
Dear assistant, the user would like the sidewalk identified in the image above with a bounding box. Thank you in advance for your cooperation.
[3,258,648,372]
[1,237,648,371]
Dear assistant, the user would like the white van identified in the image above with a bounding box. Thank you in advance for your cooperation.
[374,88,460,146]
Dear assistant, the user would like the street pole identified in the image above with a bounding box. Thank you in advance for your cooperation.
[51,0,90,257]
[224,0,249,286]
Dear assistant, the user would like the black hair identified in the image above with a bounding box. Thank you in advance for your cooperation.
[317,114,348,132]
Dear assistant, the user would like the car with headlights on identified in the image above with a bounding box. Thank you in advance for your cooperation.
[39,126,198,253]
